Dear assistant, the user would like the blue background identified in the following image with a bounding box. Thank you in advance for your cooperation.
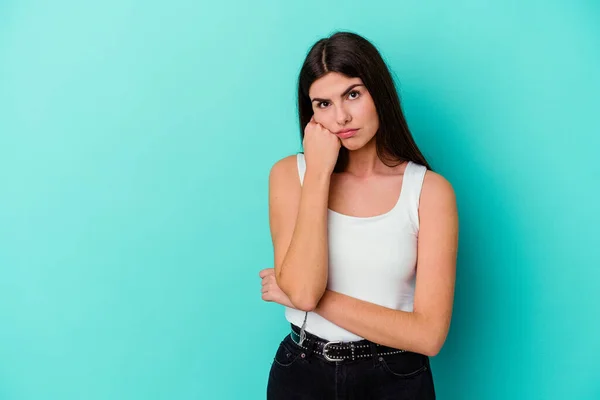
[1,1,599,398]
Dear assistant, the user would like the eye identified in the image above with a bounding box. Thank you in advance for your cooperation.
[316,90,360,109]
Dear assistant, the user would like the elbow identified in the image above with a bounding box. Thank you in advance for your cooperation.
[422,343,441,357]
[289,294,320,312]
[277,271,324,312]
[283,282,322,311]
[281,284,322,312]
[421,333,447,357]
[413,314,450,357]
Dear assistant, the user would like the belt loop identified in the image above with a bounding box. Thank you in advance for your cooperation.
[369,341,379,366]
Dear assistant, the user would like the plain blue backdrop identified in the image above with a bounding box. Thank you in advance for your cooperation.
[1,1,599,399]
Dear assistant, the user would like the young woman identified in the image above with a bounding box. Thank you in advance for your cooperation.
[260,31,458,399]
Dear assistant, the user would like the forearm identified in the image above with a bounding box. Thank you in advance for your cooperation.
[314,290,443,357]
[278,171,331,311]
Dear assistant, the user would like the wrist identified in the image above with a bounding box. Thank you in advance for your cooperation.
[304,169,332,185]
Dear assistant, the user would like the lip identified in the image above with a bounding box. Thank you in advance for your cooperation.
[336,129,358,139]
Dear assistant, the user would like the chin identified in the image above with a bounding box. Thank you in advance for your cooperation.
[342,136,372,151]
[341,141,365,151]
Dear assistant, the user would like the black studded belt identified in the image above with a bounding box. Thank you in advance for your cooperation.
[289,323,406,362]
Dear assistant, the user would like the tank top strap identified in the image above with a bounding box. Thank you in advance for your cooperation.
[296,152,306,186]
[402,161,428,232]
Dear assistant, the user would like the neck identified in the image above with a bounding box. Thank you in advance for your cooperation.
[343,139,386,177]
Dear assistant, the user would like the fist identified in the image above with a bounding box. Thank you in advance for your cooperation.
[259,268,295,309]
[303,116,341,176]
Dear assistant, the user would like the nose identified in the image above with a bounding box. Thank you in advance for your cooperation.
[335,104,351,126]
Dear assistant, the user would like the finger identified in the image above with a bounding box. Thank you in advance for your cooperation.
[260,275,274,286]
[317,123,330,133]
[263,268,276,277]
[262,284,273,293]
[259,268,272,278]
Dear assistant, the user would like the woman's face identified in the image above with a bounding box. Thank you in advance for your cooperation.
[308,72,379,150]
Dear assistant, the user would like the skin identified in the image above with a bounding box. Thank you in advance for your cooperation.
[261,72,458,357]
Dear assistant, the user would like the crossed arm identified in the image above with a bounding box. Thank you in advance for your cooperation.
[314,172,457,357]
[266,156,458,357]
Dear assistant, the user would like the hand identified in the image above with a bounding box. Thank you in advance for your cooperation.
[259,268,296,309]
[303,115,341,176]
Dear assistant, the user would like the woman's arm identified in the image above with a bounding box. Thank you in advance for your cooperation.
[268,155,331,312]
[314,171,458,356]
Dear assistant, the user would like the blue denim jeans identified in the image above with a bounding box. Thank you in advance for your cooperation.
[267,327,436,399]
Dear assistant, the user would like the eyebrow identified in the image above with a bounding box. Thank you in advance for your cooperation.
[311,84,364,103]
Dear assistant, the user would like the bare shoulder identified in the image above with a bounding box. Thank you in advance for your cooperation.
[422,170,455,197]
[269,154,298,182]
[268,154,301,196]
[420,170,457,213]
[268,153,302,216]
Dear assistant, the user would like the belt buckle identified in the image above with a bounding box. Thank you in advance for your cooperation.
[322,341,344,362]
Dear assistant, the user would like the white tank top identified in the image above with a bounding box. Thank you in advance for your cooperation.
[284,152,428,341]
